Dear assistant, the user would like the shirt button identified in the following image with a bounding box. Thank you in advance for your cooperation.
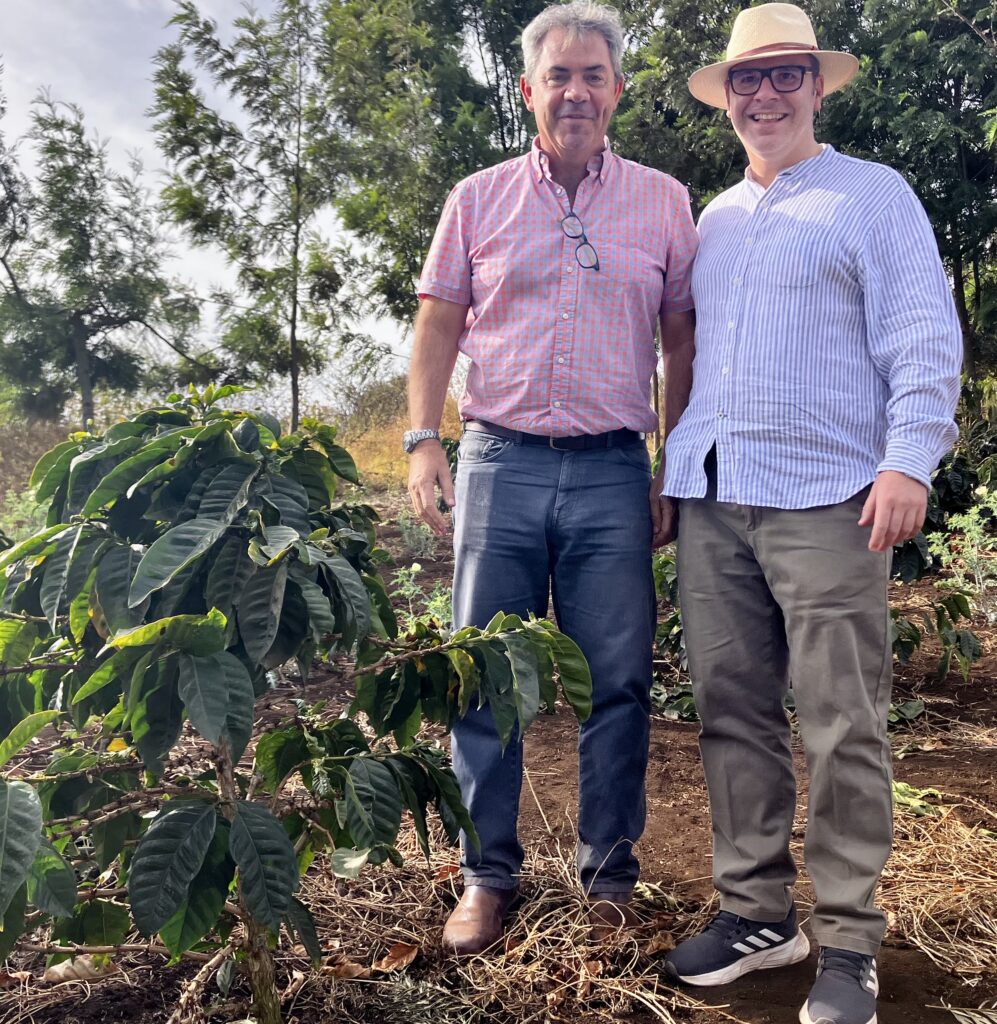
[557,356,565,364]
[727,320,735,329]
[561,312,569,320]
[553,401,562,408]
[567,265,574,274]
[732,276,741,286]
[556,187,564,195]
[745,237,753,245]
[717,410,726,419]
[722,367,730,375]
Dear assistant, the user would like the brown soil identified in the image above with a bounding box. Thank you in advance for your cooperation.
[5,491,996,1024]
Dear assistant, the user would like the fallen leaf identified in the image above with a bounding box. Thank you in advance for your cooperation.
[322,959,370,980]
[576,959,603,1000]
[433,864,460,882]
[645,930,675,956]
[0,970,31,989]
[43,956,118,984]
[372,942,418,973]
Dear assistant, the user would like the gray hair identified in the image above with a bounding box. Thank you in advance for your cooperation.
[522,1,625,83]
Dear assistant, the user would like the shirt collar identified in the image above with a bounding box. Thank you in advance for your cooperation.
[530,136,614,185]
[744,144,835,193]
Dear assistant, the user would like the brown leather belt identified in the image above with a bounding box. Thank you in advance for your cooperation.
[464,419,642,452]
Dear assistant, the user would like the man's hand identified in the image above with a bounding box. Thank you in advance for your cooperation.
[650,466,677,548]
[408,442,455,536]
[858,470,928,553]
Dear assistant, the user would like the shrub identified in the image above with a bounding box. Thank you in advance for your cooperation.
[0,385,591,1023]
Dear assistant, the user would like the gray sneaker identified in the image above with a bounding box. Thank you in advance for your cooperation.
[799,947,878,1024]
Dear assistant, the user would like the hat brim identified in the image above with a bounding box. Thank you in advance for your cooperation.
[688,49,859,108]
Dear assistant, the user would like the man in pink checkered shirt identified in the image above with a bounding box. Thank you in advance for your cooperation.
[405,0,697,955]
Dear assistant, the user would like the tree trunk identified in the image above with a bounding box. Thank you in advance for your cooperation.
[215,743,283,1024]
[950,235,976,378]
[71,318,96,429]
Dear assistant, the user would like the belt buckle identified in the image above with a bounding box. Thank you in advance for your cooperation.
[549,435,572,451]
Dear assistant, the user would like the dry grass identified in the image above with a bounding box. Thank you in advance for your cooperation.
[879,799,997,977]
[343,399,463,487]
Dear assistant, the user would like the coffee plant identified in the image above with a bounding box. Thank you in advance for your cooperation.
[0,386,591,1023]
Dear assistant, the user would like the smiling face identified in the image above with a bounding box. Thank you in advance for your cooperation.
[725,55,824,182]
[520,28,623,167]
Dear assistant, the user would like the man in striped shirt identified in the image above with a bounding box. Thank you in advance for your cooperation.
[406,1,696,955]
[661,5,961,1024]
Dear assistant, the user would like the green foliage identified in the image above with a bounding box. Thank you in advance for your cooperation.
[151,0,379,428]
[891,593,982,681]
[929,489,997,621]
[0,387,591,1022]
[0,90,202,426]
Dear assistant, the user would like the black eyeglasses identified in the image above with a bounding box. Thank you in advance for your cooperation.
[728,65,815,96]
[561,212,600,271]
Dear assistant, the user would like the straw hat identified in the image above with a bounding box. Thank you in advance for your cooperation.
[688,3,859,109]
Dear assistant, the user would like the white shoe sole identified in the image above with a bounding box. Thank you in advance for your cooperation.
[676,930,811,986]
[799,1007,876,1024]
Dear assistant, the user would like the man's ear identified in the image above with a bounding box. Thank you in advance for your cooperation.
[520,73,535,112]
[813,73,825,113]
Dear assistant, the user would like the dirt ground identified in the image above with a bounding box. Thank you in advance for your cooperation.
[4,489,997,1024]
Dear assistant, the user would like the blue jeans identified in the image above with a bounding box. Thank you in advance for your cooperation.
[450,428,656,896]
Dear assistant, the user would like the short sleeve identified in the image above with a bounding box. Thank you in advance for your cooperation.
[661,180,698,314]
[417,181,474,306]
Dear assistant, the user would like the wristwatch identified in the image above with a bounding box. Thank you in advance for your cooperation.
[403,428,441,453]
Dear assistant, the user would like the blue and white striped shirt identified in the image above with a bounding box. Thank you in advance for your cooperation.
[663,146,962,509]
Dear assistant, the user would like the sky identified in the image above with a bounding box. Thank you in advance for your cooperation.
[1,0,405,409]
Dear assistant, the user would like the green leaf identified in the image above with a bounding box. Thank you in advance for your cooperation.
[54,898,131,947]
[0,523,72,573]
[229,801,299,930]
[129,520,227,607]
[80,431,199,514]
[178,651,256,761]
[447,648,479,716]
[0,710,59,769]
[285,449,337,508]
[72,649,141,705]
[321,554,371,645]
[132,667,183,775]
[236,560,288,664]
[69,568,96,643]
[94,545,147,634]
[128,801,218,936]
[30,440,80,490]
[291,573,337,642]
[424,762,478,851]
[92,810,142,870]
[110,608,228,656]
[285,896,323,966]
[475,643,517,748]
[260,475,311,537]
[325,444,359,484]
[159,819,233,958]
[0,619,38,668]
[526,620,592,721]
[501,629,542,733]
[253,728,311,791]
[196,462,258,522]
[0,883,26,960]
[205,536,257,618]
[0,780,43,917]
[27,838,76,917]
[344,758,403,849]
[39,525,84,630]
[34,444,81,502]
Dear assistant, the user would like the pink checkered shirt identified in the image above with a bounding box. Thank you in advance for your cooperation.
[418,138,697,435]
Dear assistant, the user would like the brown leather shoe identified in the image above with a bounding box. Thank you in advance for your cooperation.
[442,885,520,955]
[587,891,641,941]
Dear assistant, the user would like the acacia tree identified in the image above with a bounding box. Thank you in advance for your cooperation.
[0,93,201,427]
[152,0,364,430]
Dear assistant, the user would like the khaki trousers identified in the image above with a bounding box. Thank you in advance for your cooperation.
[677,475,893,956]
